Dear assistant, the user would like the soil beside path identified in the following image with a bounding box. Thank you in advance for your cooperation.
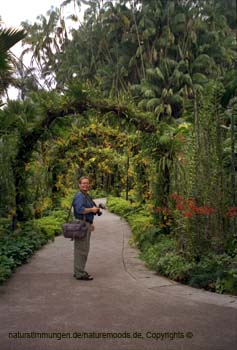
[0,199,236,350]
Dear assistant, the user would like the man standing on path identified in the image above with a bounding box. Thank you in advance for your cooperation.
[72,176,101,281]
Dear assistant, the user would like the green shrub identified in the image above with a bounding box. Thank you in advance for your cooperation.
[90,189,108,198]
[0,255,15,282]
[140,244,161,270]
[156,252,194,282]
[188,253,236,293]
[0,218,12,233]
[1,238,33,266]
[127,214,153,247]
[108,197,154,248]
[216,268,237,295]
[0,209,67,284]
[107,196,140,218]
[108,196,237,295]
[140,234,193,282]
[33,213,65,240]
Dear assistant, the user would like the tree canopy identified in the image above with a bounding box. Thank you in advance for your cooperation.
[0,0,236,291]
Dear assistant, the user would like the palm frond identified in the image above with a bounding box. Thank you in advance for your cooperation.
[0,28,26,51]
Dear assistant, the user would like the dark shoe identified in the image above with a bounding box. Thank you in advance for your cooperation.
[76,275,93,281]
[85,271,92,277]
[74,272,92,278]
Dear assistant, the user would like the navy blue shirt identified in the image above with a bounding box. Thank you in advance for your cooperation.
[72,191,94,223]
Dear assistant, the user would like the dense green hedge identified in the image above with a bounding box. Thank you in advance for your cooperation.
[0,210,66,284]
[107,196,237,295]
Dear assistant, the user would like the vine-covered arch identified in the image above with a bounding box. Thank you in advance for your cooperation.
[13,91,157,221]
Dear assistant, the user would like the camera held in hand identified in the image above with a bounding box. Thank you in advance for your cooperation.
[96,209,102,216]
[96,203,105,216]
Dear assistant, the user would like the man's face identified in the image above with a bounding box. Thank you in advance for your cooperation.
[79,179,90,192]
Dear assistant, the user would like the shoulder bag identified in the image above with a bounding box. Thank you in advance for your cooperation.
[62,199,90,240]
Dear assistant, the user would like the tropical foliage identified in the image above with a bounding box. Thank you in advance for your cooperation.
[0,22,25,102]
[0,0,236,292]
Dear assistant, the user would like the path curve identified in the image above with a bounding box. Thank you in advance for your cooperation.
[0,199,236,350]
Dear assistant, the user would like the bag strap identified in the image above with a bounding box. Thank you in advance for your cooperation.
[66,202,73,223]
[67,195,86,222]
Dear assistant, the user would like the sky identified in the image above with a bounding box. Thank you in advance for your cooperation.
[1,0,70,27]
[1,0,83,99]
[1,0,82,55]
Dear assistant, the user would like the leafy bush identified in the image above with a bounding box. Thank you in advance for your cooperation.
[0,218,12,233]
[108,196,237,295]
[140,236,176,269]
[140,235,193,282]
[0,209,66,284]
[188,253,236,293]
[108,197,155,248]
[216,268,237,295]
[0,256,15,283]
[90,189,108,198]
[127,214,154,248]
[33,210,66,240]
[107,196,140,217]
[156,253,194,282]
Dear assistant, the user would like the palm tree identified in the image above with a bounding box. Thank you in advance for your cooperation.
[20,7,68,90]
[0,24,26,101]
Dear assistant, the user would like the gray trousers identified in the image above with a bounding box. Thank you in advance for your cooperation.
[74,227,91,277]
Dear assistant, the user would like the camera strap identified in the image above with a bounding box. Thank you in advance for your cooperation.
[81,191,97,208]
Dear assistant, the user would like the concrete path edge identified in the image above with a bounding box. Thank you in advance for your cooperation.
[118,216,237,309]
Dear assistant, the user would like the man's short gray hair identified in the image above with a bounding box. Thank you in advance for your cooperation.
[78,176,89,184]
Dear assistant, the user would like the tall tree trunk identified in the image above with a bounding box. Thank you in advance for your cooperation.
[125,155,130,201]
[230,110,236,206]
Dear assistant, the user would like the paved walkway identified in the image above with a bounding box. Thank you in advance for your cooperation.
[0,199,236,350]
